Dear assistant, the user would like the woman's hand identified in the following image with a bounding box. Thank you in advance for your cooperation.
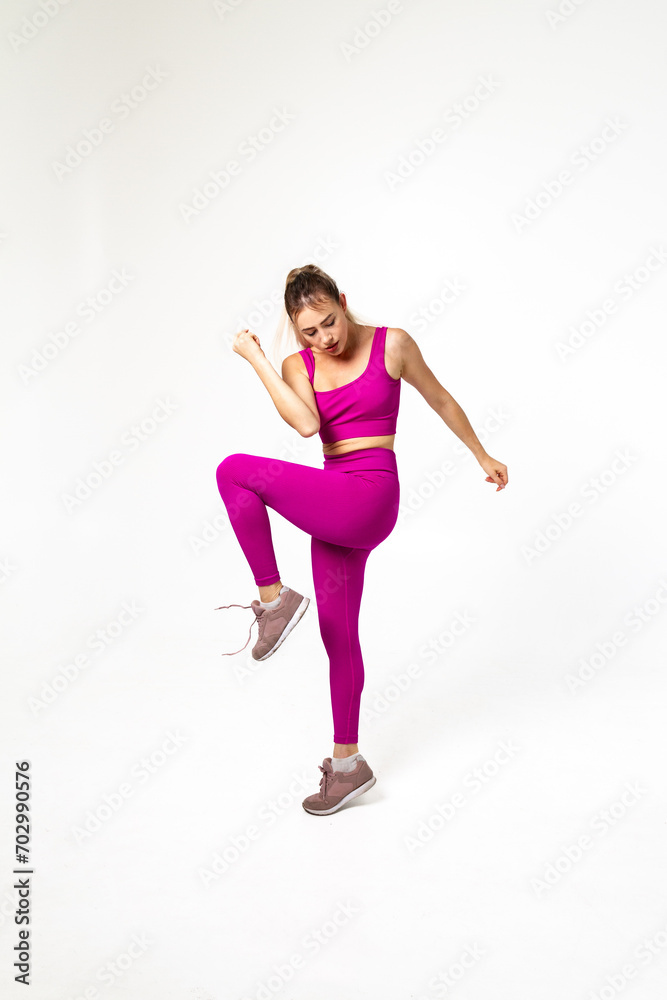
[479,454,508,491]
[232,328,265,364]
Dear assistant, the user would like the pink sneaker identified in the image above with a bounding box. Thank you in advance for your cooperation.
[302,756,377,816]
[215,586,310,661]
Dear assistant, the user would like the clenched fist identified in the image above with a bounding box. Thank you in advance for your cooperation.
[231,328,265,363]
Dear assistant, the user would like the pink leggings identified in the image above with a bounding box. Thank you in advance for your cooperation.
[215,447,400,744]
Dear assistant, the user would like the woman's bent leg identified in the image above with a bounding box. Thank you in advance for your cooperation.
[311,537,371,745]
[216,454,282,586]
[216,452,392,587]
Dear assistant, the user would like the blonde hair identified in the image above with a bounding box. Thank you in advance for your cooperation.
[269,264,373,368]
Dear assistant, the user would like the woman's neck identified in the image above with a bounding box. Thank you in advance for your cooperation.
[337,323,368,362]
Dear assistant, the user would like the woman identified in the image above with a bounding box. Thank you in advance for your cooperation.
[215,265,508,817]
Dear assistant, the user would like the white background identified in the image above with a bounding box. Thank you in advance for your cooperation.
[2,0,667,997]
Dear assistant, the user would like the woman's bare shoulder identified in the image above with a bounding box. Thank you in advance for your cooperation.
[385,326,411,345]
[385,326,412,378]
[282,350,309,375]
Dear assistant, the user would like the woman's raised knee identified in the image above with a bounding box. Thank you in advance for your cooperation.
[216,452,248,484]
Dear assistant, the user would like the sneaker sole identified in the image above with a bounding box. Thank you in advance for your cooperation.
[302,775,377,816]
[254,596,310,661]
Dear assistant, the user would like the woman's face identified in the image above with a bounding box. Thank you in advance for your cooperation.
[296,295,349,356]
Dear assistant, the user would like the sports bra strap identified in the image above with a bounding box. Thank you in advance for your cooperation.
[370,326,386,370]
[300,347,315,383]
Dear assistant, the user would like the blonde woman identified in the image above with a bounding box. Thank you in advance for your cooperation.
[216,265,508,815]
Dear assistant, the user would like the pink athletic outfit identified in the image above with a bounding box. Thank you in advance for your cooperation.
[216,326,401,743]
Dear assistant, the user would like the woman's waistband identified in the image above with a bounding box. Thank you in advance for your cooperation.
[322,446,398,474]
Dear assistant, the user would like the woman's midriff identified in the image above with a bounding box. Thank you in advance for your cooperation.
[322,434,395,456]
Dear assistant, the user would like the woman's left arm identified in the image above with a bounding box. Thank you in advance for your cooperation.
[390,328,508,492]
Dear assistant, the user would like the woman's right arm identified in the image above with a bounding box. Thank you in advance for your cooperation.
[232,329,320,437]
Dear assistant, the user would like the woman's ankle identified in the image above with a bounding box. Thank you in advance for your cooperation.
[258,580,283,603]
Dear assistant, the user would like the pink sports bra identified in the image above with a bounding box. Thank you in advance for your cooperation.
[298,326,401,445]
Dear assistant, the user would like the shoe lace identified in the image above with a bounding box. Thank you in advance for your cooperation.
[318,762,333,799]
[214,602,257,656]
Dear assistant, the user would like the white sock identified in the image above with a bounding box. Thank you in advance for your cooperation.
[331,752,364,773]
[259,585,289,609]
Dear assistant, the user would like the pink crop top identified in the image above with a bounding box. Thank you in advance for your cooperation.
[298,326,401,445]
